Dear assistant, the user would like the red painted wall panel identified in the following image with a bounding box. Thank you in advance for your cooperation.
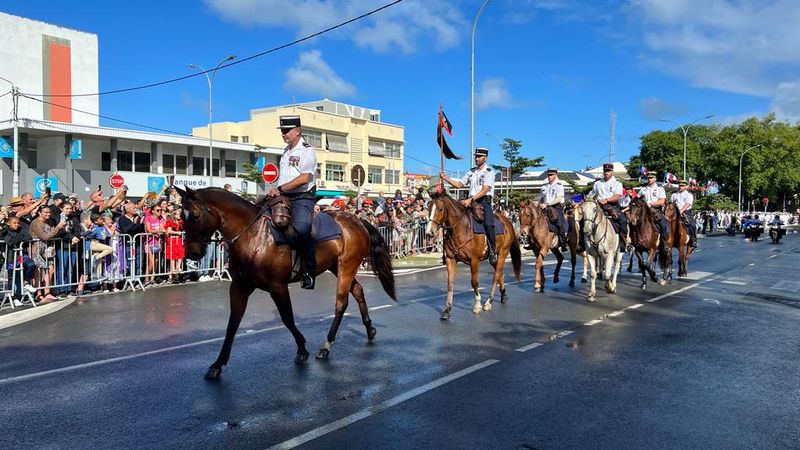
[49,42,72,123]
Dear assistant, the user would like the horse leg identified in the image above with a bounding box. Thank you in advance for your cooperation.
[350,278,377,341]
[636,250,647,290]
[627,248,634,272]
[677,244,687,278]
[205,281,255,380]
[587,254,597,301]
[552,248,563,284]
[604,251,615,293]
[470,261,482,314]
[441,257,457,320]
[610,249,623,293]
[534,251,546,293]
[271,285,309,364]
[569,249,577,288]
[581,253,588,283]
[647,250,659,283]
[499,274,508,304]
[317,267,355,360]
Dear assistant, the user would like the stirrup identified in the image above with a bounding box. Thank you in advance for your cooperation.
[301,273,316,289]
[488,251,498,265]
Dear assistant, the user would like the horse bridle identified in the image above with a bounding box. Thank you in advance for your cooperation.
[583,201,610,247]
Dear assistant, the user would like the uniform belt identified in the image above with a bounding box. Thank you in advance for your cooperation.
[477,195,492,204]
[283,186,317,199]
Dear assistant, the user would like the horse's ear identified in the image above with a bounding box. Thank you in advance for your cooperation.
[173,186,186,198]
[183,186,196,201]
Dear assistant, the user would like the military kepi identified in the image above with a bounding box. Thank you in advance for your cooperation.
[678,179,687,186]
[547,167,558,175]
[278,115,302,129]
[647,172,656,178]
[602,163,614,171]
[475,147,489,157]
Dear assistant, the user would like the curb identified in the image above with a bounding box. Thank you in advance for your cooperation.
[0,297,76,331]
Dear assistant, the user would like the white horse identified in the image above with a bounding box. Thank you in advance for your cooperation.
[580,197,623,302]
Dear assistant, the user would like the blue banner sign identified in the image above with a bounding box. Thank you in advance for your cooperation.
[0,137,13,158]
[147,176,166,194]
[68,139,82,159]
[33,176,58,199]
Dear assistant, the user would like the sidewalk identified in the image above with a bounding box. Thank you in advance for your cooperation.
[0,297,75,330]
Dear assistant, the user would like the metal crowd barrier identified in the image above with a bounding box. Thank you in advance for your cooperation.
[0,231,231,310]
[376,223,441,258]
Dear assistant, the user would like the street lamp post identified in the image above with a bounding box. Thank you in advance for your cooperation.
[189,55,236,187]
[738,144,761,213]
[658,114,714,180]
[470,0,493,163]
[0,76,20,196]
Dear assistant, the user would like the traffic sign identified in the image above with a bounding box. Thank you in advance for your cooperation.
[351,165,365,187]
[109,172,125,189]
[262,163,279,183]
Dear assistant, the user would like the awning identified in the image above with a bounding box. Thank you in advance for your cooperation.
[368,140,386,156]
[326,133,349,153]
[316,189,343,197]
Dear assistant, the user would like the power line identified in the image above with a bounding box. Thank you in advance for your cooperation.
[23,0,405,98]
[404,153,441,170]
[20,94,191,136]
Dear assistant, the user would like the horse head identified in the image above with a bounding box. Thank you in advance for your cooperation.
[628,196,648,226]
[426,188,450,237]
[174,186,221,260]
[517,200,535,241]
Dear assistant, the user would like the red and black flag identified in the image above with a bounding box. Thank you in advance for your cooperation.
[437,105,462,160]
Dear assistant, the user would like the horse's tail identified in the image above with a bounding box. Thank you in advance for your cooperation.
[511,233,522,281]
[361,220,397,301]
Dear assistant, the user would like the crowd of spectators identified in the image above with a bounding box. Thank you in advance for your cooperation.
[0,186,188,306]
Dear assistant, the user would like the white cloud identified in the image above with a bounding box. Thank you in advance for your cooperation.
[205,0,467,54]
[625,0,800,118]
[284,50,357,98]
[475,78,513,111]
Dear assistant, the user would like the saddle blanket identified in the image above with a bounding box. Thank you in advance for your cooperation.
[270,211,342,246]
[470,214,506,235]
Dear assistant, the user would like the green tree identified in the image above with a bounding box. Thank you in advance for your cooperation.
[241,162,264,185]
[489,137,545,203]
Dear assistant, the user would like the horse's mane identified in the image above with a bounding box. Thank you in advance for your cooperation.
[431,189,469,213]
[630,196,654,221]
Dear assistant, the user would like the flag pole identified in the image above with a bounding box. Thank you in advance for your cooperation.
[439,103,445,189]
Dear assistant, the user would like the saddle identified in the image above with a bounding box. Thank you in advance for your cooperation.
[470,213,505,235]
[260,195,342,246]
[471,204,485,224]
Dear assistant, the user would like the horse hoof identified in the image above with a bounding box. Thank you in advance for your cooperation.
[587,296,595,302]
[581,278,587,283]
[641,284,647,290]
[553,276,560,284]
[483,302,493,311]
[204,367,222,381]
[367,326,377,341]
[627,267,633,273]
[316,348,330,360]
[500,294,508,304]
[569,280,575,288]
[472,307,482,314]
[294,350,309,365]
[659,280,667,286]
[440,311,451,320]
[534,287,543,293]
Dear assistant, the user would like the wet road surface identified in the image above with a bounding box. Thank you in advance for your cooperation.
[1,233,799,449]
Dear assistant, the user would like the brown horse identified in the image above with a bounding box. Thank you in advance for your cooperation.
[665,202,694,279]
[176,186,396,380]
[565,203,589,286]
[426,189,521,320]
[627,197,661,290]
[517,200,574,292]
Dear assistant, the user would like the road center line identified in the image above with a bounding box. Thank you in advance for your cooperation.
[645,282,702,303]
[584,319,603,326]
[268,359,500,450]
[369,304,393,311]
[515,342,544,352]
[607,310,625,317]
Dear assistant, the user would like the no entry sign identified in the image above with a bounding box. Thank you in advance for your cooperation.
[262,163,279,183]
[109,172,125,189]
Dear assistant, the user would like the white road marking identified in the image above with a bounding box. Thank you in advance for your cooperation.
[721,280,746,286]
[584,319,602,326]
[748,263,755,266]
[552,330,573,339]
[681,271,714,280]
[369,304,393,311]
[515,342,544,352]
[701,298,721,305]
[768,254,778,259]
[323,313,352,320]
[0,324,288,385]
[626,303,644,310]
[646,282,703,303]
[607,310,625,317]
[268,359,500,450]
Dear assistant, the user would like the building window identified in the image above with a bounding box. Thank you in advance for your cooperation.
[316,106,324,111]
[101,152,111,171]
[162,154,174,174]
[370,113,380,122]
[368,166,383,184]
[241,136,249,143]
[134,152,151,172]
[385,142,401,158]
[212,158,221,177]
[325,163,345,182]
[301,129,323,148]
[176,155,187,175]
[326,133,348,153]
[225,159,237,177]
[385,169,400,185]
[192,157,205,176]
[368,140,386,157]
[230,135,239,143]
[118,151,133,171]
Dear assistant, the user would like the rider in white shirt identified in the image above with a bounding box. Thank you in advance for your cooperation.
[590,163,628,251]
[670,180,697,248]
[640,173,670,243]
[538,167,568,250]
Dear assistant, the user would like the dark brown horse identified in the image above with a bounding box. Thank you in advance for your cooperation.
[426,189,521,320]
[627,197,661,290]
[176,187,396,380]
[517,200,575,292]
[665,202,694,279]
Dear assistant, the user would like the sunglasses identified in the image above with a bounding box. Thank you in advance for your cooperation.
[153,209,162,212]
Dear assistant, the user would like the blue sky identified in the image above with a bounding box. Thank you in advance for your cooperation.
[5,0,798,176]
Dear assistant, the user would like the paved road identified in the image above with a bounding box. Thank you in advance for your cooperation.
[1,233,799,449]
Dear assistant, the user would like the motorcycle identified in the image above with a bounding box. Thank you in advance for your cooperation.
[769,224,786,244]
[742,220,764,241]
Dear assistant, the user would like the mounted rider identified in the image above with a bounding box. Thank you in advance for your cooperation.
[269,115,318,290]
[590,163,628,251]
[640,172,670,245]
[539,167,568,251]
[671,179,697,248]
[440,146,498,265]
